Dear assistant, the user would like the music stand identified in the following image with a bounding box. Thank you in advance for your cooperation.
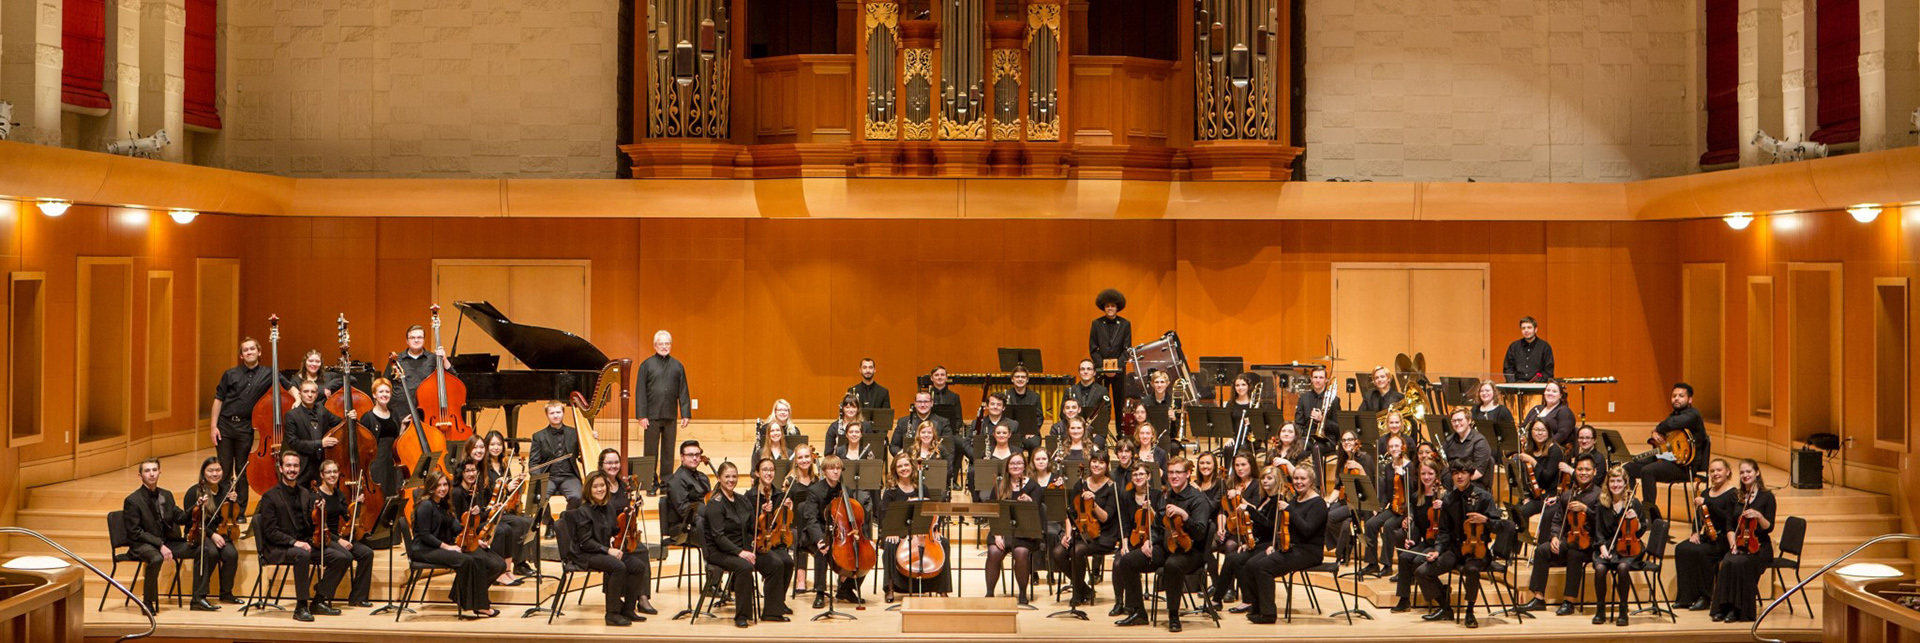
[923,460,951,501]
[847,459,887,493]
[856,432,889,461]
[1422,415,1451,446]
[998,348,1043,372]
[625,456,660,491]
[368,475,425,617]
[1596,427,1629,460]
[930,403,963,437]
[1188,405,1230,442]
[858,408,895,431]
[784,434,810,452]
[1061,460,1089,489]
[970,459,1006,499]
[1476,419,1519,455]
[1197,356,1244,387]
[879,501,936,610]
[997,500,1043,609]
[1332,472,1377,621]
[1247,409,1285,448]
[1008,404,1043,440]
[772,459,793,483]
[1333,409,1374,443]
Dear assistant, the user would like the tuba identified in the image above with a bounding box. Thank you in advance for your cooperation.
[1378,353,1432,443]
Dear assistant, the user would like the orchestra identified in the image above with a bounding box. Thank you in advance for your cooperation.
[154,304,1788,636]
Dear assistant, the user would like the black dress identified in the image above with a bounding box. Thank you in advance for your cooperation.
[1673,485,1739,605]
[359,409,405,494]
[1712,488,1777,621]
[879,485,952,594]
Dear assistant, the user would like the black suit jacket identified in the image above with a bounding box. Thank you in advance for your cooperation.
[635,353,692,420]
[122,486,183,547]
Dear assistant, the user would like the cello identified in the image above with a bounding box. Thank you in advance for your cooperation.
[827,479,877,578]
[247,316,297,496]
[895,464,946,580]
[413,305,474,442]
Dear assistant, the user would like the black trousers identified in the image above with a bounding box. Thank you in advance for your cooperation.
[1066,539,1115,598]
[1625,459,1692,513]
[709,549,792,618]
[215,431,254,508]
[1241,546,1324,618]
[1513,497,1545,535]
[644,418,677,481]
[493,514,536,565]
[1326,505,1356,556]
[1111,547,1165,615]
[1157,549,1207,620]
[410,547,502,611]
[191,538,238,600]
[1212,545,1258,602]
[326,541,375,604]
[265,545,349,606]
[1413,551,1488,609]
[1672,537,1727,605]
[808,543,864,597]
[129,541,193,606]
[1527,540,1592,600]
[581,552,651,614]
[1712,547,1771,621]
[1362,510,1400,570]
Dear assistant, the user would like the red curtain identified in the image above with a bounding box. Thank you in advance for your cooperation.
[184,0,222,129]
[61,0,112,110]
[1699,0,1739,165]
[1809,0,1859,144]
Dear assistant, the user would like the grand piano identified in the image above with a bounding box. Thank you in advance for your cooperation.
[448,301,618,440]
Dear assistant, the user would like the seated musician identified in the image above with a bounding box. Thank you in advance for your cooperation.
[259,451,349,621]
[1323,430,1372,557]
[1564,424,1611,478]
[1510,419,1565,535]
[410,468,503,618]
[1623,383,1709,518]
[1109,463,1156,619]
[313,460,376,607]
[1522,380,1576,447]
[1439,408,1494,486]
[123,457,194,613]
[753,399,799,463]
[1062,455,1118,607]
[1130,419,1169,469]
[183,457,242,610]
[586,448,653,614]
[1030,447,1062,490]
[1356,366,1404,417]
[1141,370,1178,440]
[1267,422,1308,474]
[283,380,350,488]
[1710,459,1776,623]
[1391,457,1444,613]
[448,460,516,588]
[568,470,651,626]
[741,458,796,621]
[811,455,868,605]
[1240,461,1329,625]
[529,401,584,512]
[1211,460,1272,611]
[926,366,961,411]
[1005,366,1042,409]
[848,357,890,411]
[1057,416,1098,463]
[904,421,956,489]
[891,391,953,454]
[835,421,877,461]
[1519,453,1600,615]
[787,446,822,600]
[879,452,952,602]
[1117,457,1210,632]
[1472,380,1517,436]
[1591,464,1649,626]
[824,395,869,457]
[662,440,719,597]
[1192,451,1221,499]
[984,451,1040,606]
[1673,458,1736,612]
[1286,366,1342,446]
[976,392,1018,460]
[1412,458,1502,629]
[1361,435,1410,579]
[484,433,538,579]
[1110,439,1138,481]
[1063,358,1112,438]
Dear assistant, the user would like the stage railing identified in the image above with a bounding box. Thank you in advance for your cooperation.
[0,526,155,642]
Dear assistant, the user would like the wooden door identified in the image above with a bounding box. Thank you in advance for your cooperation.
[1334,264,1488,385]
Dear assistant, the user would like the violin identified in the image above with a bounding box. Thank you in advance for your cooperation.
[247,316,297,496]
[1563,484,1593,549]
[1128,503,1152,548]
[186,494,209,543]
[309,484,329,576]
[456,483,488,552]
[1423,491,1441,541]
[1459,494,1489,559]
[1164,510,1193,553]
[753,476,796,553]
[1614,508,1644,558]
[1733,487,1763,554]
[611,475,645,551]
[1694,492,1719,542]
[1387,460,1407,515]
[214,465,244,543]
[1513,453,1544,498]
[826,481,876,577]
[414,305,474,442]
[1276,489,1294,552]
[1221,486,1254,544]
[1073,481,1103,540]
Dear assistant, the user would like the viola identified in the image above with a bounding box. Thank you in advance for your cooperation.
[1222,489,1254,544]
[1074,485,1103,540]
[826,483,876,577]
[1164,510,1193,553]
[1733,489,1763,554]
[611,475,644,551]
[185,494,209,542]
[1388,463,1407,515]
[1614,511,1644,558]
[1514,453,1544,498]
[1424,496,1441,541]
[1565,505,1593,549]
[456,484,489,552]
[247,316,297,496]
[1459,495,1489,558]
[414,305,474,442]
[753,477,796,553]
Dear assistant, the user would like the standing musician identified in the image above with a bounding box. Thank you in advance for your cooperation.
[568,470,652,626]
[283,380,351,490]
[753,399,799,463]
[1240,463,1328,625]
[410,468,502,618]
[530,401,584,512]
[1117,457,1210,632]
[1057,417,1099,462]
[1624,383,1710,517]
[823,395,870,457]
[1471,379,1517,438]
[1440,408,1494,486]
[183,457,242,610]
[1061,455,1118,607]
[984,451,1039,605]
[879,453,952,602]
[1502,316,1555,383]
[1522,380,1576,447]
[389,324,453,424]
[1519,453,1600,615]
[636,330,692,484]
[1509,419,1565,534]
[259,451,349,621]
[1361,434,1410,579]
[1064,358,1113,438]
[209,337,275,508]
[1390,457,1443,613]
[786,446,823,600]
[1674,458,1737,611]
[123,458,193,613]
[1590,464,1648,626]
[848,357,891,411]
[1211,459,1271,611]
[891,391,954,453]
[1710,458,1775,623]
[1288,366,1342,446]
[1412,459,1502,629]
[358,379,407,495]
[1089,289,1133,404]
[811,455,868,605]
[741,458,797,622]
[312,460,376,607]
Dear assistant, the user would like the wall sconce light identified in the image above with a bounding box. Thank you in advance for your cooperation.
[1724,212,1753,230]
[37,199,70,217]
[168,208,197,224]
[1847,205,1881,223]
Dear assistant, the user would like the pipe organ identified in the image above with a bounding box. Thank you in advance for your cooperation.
[1193,0,1281,141]
[644,0,733,138]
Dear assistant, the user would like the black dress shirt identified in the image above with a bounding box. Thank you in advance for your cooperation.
[1656,405,1710,472]
[1502,337,1554,383]
[259,482,317,550]
[123,486,183,547]
[848,381,890,411]
[530,424,582,481]
[1089,316,1132,362]
[663,466,709,538]
[213,364,276,435]
[635,353,692,420]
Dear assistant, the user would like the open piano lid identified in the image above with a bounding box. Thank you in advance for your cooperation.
[453,301,609,370]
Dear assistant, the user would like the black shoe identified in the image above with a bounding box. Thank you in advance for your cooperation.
[735,617,751,628]
[143,600,159,614]
[634,598,657,615]
[1516,598,1544,612]
[1109,604,1127,617]
[763,614,791,622]
[514,563,537,577]
[1387,573,1402,584]
[218,594,242,605]
[1390,598,1411,613]
[1557,602,1576,616]
[1616,613,1629,626]
[837,591,865,605]
[606,613,632,626]
[885,592,896,604]
[310,602,341,616]
[1361,564,1381,577]
[1687,598,1710,611]
[1592,608,1608,625]
[1465,612,1479,628]
[1422,607,1453,621]
[348,600,374,608]
[190,599,220,612]
[1711,610,1727,622]
[1246,613,1276,624]
[1223,589,1238,604]
[1228,604,1254,614]
[1168,619,1182,633]
[1115,613,1149,626]
[813,594,827,609]
[293,607,314,622]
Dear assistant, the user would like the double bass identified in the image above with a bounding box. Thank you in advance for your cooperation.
[413,305,474,442]
[390,350,449,521]
[322,316,380,511]
[247,316,298,496]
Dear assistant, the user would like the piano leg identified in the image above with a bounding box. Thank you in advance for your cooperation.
[503,403,523,442]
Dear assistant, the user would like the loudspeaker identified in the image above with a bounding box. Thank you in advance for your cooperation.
[1790,448,1823,489]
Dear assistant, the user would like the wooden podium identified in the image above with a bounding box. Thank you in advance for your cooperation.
[1825,575,1920,642]
[900,596,1020,634]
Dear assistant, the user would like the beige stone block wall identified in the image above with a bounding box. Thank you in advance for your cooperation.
[1303,0,1697,183]
[212,0,620,178]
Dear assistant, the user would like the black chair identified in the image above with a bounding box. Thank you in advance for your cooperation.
[1483,518,1533,621]
[392,519,459,622]
[543,511,601,624]
[240,513,294,615]
[1280,560,1350,624]
[1627,518,1678,622]
[1766,516,1813,615]
[1164,563,1221,627]
[99,510,185,611]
